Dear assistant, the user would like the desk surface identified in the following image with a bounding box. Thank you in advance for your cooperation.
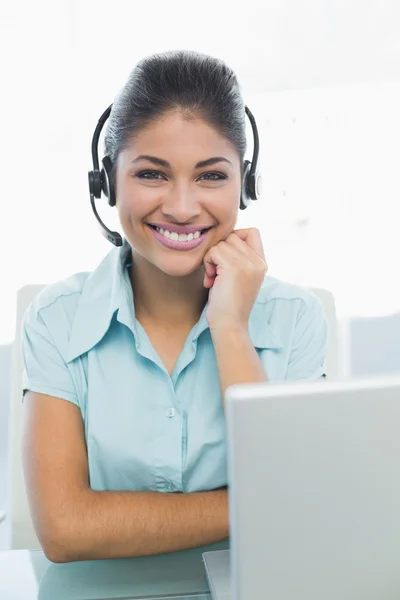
[0,540,229,600]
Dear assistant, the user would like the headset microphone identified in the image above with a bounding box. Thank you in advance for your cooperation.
[88,104,262,246]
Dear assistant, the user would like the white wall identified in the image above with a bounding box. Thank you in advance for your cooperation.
[1,0,399,345]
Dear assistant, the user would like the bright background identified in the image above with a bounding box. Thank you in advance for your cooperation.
[1,0,399,341]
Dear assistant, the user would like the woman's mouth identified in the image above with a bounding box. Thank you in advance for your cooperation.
[146,224,212,251]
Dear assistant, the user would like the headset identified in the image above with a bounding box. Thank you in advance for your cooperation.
[88,104,262,247]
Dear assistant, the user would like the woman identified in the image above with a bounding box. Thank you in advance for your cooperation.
[21,50,328,563]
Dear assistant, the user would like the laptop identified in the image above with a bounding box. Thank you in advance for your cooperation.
[203,375,400,600]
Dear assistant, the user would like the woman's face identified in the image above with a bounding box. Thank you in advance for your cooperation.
[115,110,242,277]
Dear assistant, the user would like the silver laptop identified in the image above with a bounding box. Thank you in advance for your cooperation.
[203,375,400,600]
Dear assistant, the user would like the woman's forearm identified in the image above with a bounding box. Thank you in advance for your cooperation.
[211,325,268,402]
[44,487,229,563]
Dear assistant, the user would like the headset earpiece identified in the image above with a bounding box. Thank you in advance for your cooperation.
[240,159,263,211]
[101,155,116,207]
[88,169,103,200]
[240,160,252,210]
[88,156,115,205]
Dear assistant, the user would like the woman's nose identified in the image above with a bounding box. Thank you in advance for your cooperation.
[161,182,202,222]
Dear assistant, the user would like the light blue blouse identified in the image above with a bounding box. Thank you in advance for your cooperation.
[21,238,328,494]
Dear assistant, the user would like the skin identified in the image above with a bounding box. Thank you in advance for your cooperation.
[22,107,269,563]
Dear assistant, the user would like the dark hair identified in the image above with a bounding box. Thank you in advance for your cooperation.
[104,49,247,189]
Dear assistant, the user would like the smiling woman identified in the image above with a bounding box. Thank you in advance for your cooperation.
[20,49,328,563]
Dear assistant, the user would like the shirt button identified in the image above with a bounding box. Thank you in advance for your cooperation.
[166,407,176,418]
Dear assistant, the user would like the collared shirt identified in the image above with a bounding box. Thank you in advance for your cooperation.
[21,238,328,493]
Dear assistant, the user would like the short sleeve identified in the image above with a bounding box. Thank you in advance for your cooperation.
[285,295,328,381]
[21,303,79,405]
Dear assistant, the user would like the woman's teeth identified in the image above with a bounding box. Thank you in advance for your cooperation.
[155,226,202,242]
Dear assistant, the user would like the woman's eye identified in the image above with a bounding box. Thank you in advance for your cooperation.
[136,171,227,181]
[136,170,165,180]
[199,172,227,181]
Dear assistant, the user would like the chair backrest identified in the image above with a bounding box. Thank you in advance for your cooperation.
[349,312,400,377]
[8,284,45,549]
[8,283,338,549]
[0,343,12,526]
[308,286,339,380]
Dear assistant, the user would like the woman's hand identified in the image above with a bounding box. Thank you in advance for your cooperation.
[203,228,268,333]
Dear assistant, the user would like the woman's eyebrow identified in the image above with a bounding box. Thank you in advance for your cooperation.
[131,155,233,169]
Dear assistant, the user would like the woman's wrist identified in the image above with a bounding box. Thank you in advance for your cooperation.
[210,324,267,401]
[209,322,250,343]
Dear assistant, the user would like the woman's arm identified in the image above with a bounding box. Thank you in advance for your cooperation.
[203,228,268,399]
[22,392,229,563]
[211,325,268,402]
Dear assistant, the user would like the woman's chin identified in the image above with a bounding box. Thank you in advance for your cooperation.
[154,254,205,278]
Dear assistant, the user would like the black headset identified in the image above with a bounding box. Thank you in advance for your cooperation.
[88,104,262,247]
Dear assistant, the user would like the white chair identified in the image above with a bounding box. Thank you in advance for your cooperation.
[8,284,45,549]
[8,283,338,550]
[0,343,12,527]
[309,287,339,379]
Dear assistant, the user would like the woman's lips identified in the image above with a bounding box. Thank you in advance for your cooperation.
[147,222,214,234]
[147,224,210,251]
